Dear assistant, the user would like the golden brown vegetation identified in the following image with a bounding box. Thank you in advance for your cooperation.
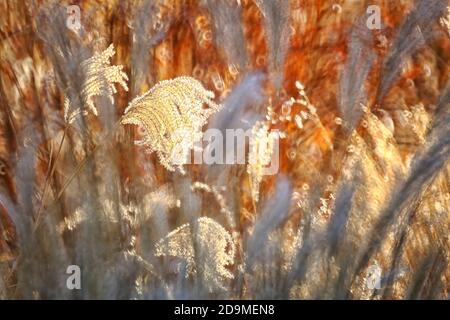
[0,0,449,299]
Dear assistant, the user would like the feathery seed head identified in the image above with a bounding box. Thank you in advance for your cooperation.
[121,76,221,174]
[64,44,129,123]
[155,217,235,291]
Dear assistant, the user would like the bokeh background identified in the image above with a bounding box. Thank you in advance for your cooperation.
[0,0,449,299]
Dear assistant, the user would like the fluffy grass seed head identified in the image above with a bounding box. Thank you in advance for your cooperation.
[440,7,450,37]
[64,44,129,123]
[154,217,235,291]
[121,76,221,174]
[247,121,278,202]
